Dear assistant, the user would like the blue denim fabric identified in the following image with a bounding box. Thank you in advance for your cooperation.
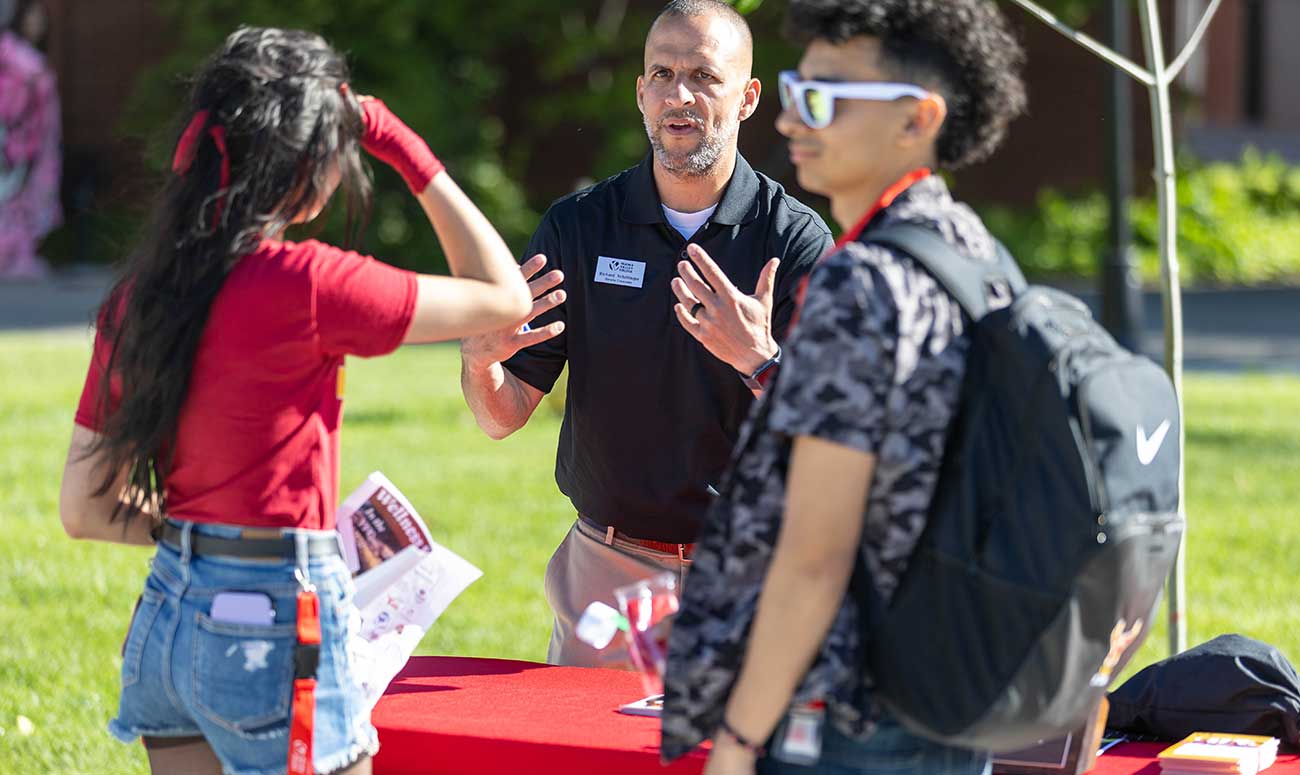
[108,521,378,775]
[757,713,991,775]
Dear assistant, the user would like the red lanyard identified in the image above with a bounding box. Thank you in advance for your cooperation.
[789,168,932,331]
[288,588,322,775]
[831,168,932,251]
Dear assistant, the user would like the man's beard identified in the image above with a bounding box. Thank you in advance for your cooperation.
[645,109,737,178]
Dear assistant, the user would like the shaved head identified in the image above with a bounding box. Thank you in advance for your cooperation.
[638,0,761,181]
[648,0,754,78]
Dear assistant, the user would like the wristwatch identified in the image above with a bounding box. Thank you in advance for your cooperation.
[740,345,781,391]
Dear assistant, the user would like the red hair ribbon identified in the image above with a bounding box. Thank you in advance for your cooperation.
[172,109,232,225]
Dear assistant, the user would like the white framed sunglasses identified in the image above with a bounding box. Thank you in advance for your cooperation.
[778,70,931,129]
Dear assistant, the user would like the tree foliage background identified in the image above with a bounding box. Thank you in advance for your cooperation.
[120,0,803,273]
[122,0,1107,273]
[121,0,1265,283]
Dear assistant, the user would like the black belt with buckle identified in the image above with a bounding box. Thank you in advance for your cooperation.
[160,523,341,561]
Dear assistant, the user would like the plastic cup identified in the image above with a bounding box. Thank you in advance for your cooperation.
[613,571,680,696]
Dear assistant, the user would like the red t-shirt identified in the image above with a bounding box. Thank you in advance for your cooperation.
[75,238,418,530]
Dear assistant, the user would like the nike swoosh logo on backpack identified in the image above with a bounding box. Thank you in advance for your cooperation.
[1136,420,1171,465]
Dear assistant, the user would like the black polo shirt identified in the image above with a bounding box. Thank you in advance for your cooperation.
[504,153,831,543]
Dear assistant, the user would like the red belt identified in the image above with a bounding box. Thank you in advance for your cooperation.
[578,516,695,561]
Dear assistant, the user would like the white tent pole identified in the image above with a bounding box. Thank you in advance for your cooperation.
[1004,0,1156,85]
[1166,0,1224,83]
[1136,0,1188,658]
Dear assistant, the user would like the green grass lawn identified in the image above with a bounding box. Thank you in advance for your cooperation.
[2,330,1298,773]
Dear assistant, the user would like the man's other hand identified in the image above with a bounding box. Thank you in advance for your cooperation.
[672,243,779,376]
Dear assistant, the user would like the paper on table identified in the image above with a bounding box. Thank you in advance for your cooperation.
[618,694,664,718]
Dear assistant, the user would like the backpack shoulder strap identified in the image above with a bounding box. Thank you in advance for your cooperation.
[864,224,1026,320]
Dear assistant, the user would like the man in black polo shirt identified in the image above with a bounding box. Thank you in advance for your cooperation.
[459,0,832,667]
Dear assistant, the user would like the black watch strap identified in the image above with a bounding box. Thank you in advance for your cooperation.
[741,345,782,391]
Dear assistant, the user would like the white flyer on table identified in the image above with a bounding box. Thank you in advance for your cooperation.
[336,472,483,710]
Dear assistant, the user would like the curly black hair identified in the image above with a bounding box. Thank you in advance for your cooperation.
[785,0,1027,170]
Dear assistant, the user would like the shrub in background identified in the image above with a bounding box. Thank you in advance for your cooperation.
[982,150,1300,286]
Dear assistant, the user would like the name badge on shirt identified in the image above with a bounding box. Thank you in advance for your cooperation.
[594,256,646,289]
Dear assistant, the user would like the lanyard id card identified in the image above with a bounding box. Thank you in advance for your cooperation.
[771,702,825,766]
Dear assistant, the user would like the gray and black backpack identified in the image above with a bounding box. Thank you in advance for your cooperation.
[852,225,1184,752]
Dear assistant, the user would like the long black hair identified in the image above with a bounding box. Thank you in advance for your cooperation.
[91,27,371,520]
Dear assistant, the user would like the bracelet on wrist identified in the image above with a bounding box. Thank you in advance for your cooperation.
[718,716,765,757]
[740,345,782,391]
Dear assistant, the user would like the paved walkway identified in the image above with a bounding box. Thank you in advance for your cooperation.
[0,267,110,332]
[2,268,1298,372]
[1074,287,1300,373]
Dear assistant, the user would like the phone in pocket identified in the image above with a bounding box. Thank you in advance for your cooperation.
[210,592,275,626]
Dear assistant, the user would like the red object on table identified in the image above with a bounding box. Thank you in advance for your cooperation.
[373,658,1300,775]
[371,656,707,774]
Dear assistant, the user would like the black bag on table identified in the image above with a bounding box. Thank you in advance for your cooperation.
[1108,634,1300,746]
[850,225,1185,752]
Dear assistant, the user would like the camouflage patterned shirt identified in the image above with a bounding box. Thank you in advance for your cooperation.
[662,175,1001,760]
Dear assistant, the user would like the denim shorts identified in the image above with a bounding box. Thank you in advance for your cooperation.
[109,520,378,775]
[758,712,991,775]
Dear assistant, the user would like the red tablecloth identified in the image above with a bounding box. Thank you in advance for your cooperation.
[372,657,1300,775]
[371,656,705,774]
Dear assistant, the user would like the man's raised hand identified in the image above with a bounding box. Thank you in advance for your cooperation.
[460,254,566,371]
[671,243,779,376]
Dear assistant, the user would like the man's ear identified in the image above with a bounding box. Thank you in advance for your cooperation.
[901,93,947,148]
[635,74,646,115]
[738,76,761,122]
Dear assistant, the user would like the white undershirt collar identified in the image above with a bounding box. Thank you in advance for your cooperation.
[661,203,718,241]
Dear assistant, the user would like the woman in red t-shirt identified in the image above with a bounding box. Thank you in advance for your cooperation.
[57,27,533,775]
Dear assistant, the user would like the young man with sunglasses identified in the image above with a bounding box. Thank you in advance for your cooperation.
[663,1,1027,773]
[459,0,831,668]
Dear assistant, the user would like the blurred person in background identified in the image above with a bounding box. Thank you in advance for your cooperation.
[0,0,62,279]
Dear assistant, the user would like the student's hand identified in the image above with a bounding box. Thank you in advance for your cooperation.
[349,90,444,195]
[703,734,758,775]
[460,254,566,372]
[672,243,779,376]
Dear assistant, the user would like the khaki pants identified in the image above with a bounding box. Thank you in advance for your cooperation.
[544,519,691,668]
